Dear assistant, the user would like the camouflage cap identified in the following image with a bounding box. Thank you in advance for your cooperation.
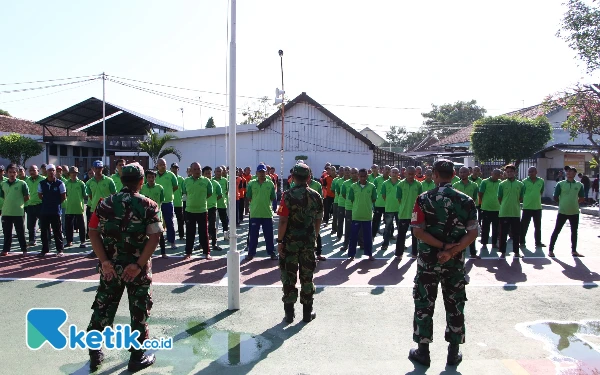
[292,163,310,178]
[121,162,144,179]
[433,159,454,173]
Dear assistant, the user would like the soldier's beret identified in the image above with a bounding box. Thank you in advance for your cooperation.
[292,163,310,178]
[433,159,454,173]
[121,162,145,179]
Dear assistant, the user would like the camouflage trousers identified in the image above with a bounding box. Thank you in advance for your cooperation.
[412,260,467,344]
[87,260,153,350]
[279,246,316,304]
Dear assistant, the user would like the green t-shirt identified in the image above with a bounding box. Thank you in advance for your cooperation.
[421,180,436,192]
[183,176,213,213]
[141,183,165,218]
[85,175,117,212]
[554,180,584,215]
[396,179,423,219]
[336,178,349,207]
[111,173,123,192]
[309,179,322,197]
[246,179,276,218]
[498,179,524,218]
[453,180,479,202]
[173,175,185,208]
[0,179,29,216]
[521,177,544,210]
[331,177,341,204]
[155,170,178,203]
[207,179,222,209]
[468,176,483,206]
[479,178,501,212]
[215,176,229,209]
[451,175,460,185]
[373,175,387,208]
[64,179,86,215]
[341,179,357,210]
[348,181,377,221]
[25,176,45,206]
[381,179,401,213]
[0,176,6,209]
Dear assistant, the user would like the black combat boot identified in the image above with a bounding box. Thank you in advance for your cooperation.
[302,303,316,322]
[447,343,463,366]
[284,303,295,323]
[127,350,156,372]
[408,343,431,366]
[89,349,104,371]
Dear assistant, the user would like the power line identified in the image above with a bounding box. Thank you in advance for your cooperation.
[0,74,100,86]
[0,79,98,105]
[0,78,99,94]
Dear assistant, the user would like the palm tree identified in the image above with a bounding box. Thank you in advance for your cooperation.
[138,131,182,167]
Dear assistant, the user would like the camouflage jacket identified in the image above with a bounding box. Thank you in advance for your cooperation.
[277,184,324,251]
[94,187,163,262]
[410,183,478,265]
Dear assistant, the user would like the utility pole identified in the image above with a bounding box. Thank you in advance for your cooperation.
[179,108,185,130]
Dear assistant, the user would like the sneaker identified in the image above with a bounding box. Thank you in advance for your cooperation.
[316,255,327,261]
[170,242,177,249]
[127,352,155,372]
[213,245,223,251]
[270,254,279,260]
[79,243,87,248]
[57,252,64,257]
[572,252,585,257]
[0,252,8,256]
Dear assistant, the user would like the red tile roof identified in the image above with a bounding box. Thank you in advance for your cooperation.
[430,125,473,147]
[0,115,67,136]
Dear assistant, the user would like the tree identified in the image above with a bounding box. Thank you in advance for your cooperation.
[421,100,487,139]
[557,0,600,73]
[138,131,182,167]
[381,126,429,152]
[0,133,44,167]
[543,84,600,168]
[471,115,552,167]
[240,96,271,125]
[0,109,10,116]
[205,116,215,128]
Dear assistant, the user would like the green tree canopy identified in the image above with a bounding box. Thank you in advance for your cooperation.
[471,115,552,167]
[205,116,216,128]
[381,126,429,152]
[138,131,182,167]
[422,100,487,139]
[0,109,10,116]
[240,96,270,125]
[557,0,600,73]
[0,133,44,167]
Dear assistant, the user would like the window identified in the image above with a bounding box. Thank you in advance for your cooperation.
[49,144,57,156]
[82,148,88,157]
[60,145,67,156]
[73,147,80,157]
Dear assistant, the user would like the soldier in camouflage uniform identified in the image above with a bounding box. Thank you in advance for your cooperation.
[408,159,479,367]
[86,163,163,372]
[276,163,323,323]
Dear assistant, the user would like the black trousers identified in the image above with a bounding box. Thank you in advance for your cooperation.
[332,203,339,233]
[237,199,244,224]
[323,197,334,224]
[336,206,346,239]
[520,209,542,245]
[65,214,85,244]
[26,204,42,243]
[2,215,27,252]
[208,207,217,246]
[397,218,418,255]
[477,207,482,226]
[316,234,322,256]
[40,215,64,254]
[174,206,185,239]
[185,212,210,255]
[549,213,579,253]
[499,217,520,254]
[481,210,499,246]
[217,207,229,232]
[372,207,385,238]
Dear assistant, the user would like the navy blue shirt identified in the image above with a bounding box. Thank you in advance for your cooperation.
[38,179,66,216]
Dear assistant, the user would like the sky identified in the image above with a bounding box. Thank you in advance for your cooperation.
[1,0,599,138]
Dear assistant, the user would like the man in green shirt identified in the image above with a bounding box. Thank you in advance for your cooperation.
[246,164,277,260]
[65,166,87,249]
[520,166,545,248]
[453,167,481,259]
[421,169,436,192]
[469,166,483,226]
[25,164,45,246]
[330,167,343,236]
[548,166,585,257]
[1,164,30,256]
[341,167,359,251]
[498,164,524,258]
[0,165,5,215]
[85,160,117,256]
[335,167,350,242]
[371,165,389,240]
[202,166,223,251]
[111,158,125,192]
[478,169,502,248]
[141,169,167,258]
[397,166,423,258]
[214,166,229,238]
[171,162,186,240]
[381,167,401,251]
[347,168,377,261]
[183,162,213,259]
[155,158,179,250]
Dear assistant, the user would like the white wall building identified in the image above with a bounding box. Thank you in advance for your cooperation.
[161,92,375,174]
